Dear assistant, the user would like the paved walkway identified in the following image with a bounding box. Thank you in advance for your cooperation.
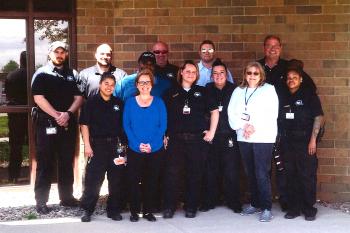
[0,184,349,233]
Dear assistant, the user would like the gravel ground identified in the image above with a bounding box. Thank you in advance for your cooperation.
[1,198,349,222]
[0,195,109,222]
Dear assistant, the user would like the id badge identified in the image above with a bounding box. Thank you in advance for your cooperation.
[218,105,223,112]
[46,127,57,135]
[241,113,250,121]
[183,105,191,114]
[286,113,294,119]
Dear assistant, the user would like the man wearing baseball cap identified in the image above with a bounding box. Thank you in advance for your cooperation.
[31,41,83,214]
[114,51,171,101]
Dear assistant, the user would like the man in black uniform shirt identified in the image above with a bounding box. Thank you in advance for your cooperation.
[152,41,178,87]
[257,35,316,212]
[31,41,83,214]
[79,73,125,222]
[5,51,28,183]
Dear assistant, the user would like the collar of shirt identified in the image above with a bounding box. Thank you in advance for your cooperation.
[197,60,212,86]
[94,64,116,75]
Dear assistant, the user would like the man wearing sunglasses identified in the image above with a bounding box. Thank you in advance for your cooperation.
[152,41,178,87]
[197,40,234,87]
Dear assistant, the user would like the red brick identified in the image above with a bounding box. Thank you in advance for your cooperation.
[232,0,257,6]
[135,35,158,43]
[195,8,218,16]
[114,17,134,26]
[169,8,193,16]
[114,0,133,8]
[170,43,194,51]
[219,7,244,15]
[310,15,336,23]
[147,26,170,34]
[122,9,145,17]
[158,0,182,7]
[157,35,182,43]
[159,17,184,25]
[169,25,193,34]
[114,35,135,43]
[232,16,257,24]
[122,26,145,34]
[208,0,231,6]
[183,17,207,25]
[134,0,157,8]
[218,43,243,51]
[270,6,296,14]
[309,33,335,41]
[219,25,243,34]
[95,1,113,8]
[245,7,269,15]
[123,43,147,52]
[146,9,169,16]
[135,17,158,26]
[323,24,349,32]
[285,0,309,4]
[183,0,206,7]
[195,25,219,33]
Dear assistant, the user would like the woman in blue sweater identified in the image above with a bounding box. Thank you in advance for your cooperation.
[123,69,167,222]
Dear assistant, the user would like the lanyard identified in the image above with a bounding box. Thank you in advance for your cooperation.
[244,87,258,111]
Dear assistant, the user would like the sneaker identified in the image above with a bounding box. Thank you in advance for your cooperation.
[241,205,260,215]
[259,209,273,222]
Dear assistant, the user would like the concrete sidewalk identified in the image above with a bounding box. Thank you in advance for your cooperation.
[1,203,349,233]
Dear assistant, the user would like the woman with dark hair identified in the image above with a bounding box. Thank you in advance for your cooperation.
[200,58,242,213]
[123,68,167,222]
[228,61,279,222]
[279,64,324,221]
[162,60,219,219]
[80,73,125,222]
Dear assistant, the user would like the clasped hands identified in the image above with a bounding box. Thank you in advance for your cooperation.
[243,123,255,139]
[55,111,70,128]
[140,143,152,153]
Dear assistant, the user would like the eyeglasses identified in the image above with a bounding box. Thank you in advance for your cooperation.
[137,81,152,86]
[201,48,215,54]
[153,50,168,55]
[246,71,260,76]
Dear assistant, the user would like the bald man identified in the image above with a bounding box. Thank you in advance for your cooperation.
[152,41,178,88]
[78,43,127,98]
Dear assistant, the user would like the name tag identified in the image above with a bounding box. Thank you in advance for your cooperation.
[241,113,250,121]
[286,113,294,119]
[46,127,57,135]
[218,105,223,112]
[183,106,191,114]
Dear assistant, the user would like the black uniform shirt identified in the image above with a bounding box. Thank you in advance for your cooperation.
[31,63,82,113]
[206,82,236,135]
[164,84,217,134]
[79,94,123,138]
[278,87,323,133]
[258,57,289,97]
[154,62,179,87]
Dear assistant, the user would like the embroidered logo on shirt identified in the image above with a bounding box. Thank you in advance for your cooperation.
[167,73,174,78]
[194,92,201,97]
[67,75,74,81]
[295,100,304,106]
[113,105,120,111]
[172,93,179,98]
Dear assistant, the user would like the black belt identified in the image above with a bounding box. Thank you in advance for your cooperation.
[90,137,119,143]
[173,133,203,141]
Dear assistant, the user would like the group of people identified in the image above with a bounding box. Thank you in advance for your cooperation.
[31,35,324,223]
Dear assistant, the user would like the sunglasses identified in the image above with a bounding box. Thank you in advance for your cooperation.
[153,50,168,55]
[201,48,215,54]
[137,81,152,86]
[246,71,260,76]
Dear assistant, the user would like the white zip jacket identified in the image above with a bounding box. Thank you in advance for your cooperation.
[227,83,279,143]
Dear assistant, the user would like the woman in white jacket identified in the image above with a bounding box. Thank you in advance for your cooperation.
[228,61,279,222]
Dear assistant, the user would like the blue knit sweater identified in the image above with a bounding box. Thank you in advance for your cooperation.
[123,96,167,153]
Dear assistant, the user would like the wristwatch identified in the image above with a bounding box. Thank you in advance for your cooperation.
[67,110,74,118]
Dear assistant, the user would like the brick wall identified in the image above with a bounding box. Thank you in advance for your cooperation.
[76,0,350,201]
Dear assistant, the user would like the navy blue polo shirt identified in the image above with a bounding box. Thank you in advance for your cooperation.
[278,87,323,133]
[31,62,82,113]
[79,94,123,138]
[164,84,217,135]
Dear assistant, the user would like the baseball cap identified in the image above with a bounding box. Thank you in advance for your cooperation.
[138,51,156,65]
[49,41,68,53]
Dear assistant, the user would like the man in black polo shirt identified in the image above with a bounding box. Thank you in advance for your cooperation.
[152,41,178,88]
[31,41,83,214]
[78,43,127,98]
[257,35,317,212]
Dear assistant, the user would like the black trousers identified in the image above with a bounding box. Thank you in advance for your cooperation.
[8,113,28,181]
[34,116,76,204]
[202,134,241,209]
[127,148,164,214]
[80,138,125,215]
[163,134,209,212]
[281,134,318,216]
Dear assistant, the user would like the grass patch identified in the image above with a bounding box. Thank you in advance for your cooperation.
[0,115,8,138]
[24,212,38,220]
